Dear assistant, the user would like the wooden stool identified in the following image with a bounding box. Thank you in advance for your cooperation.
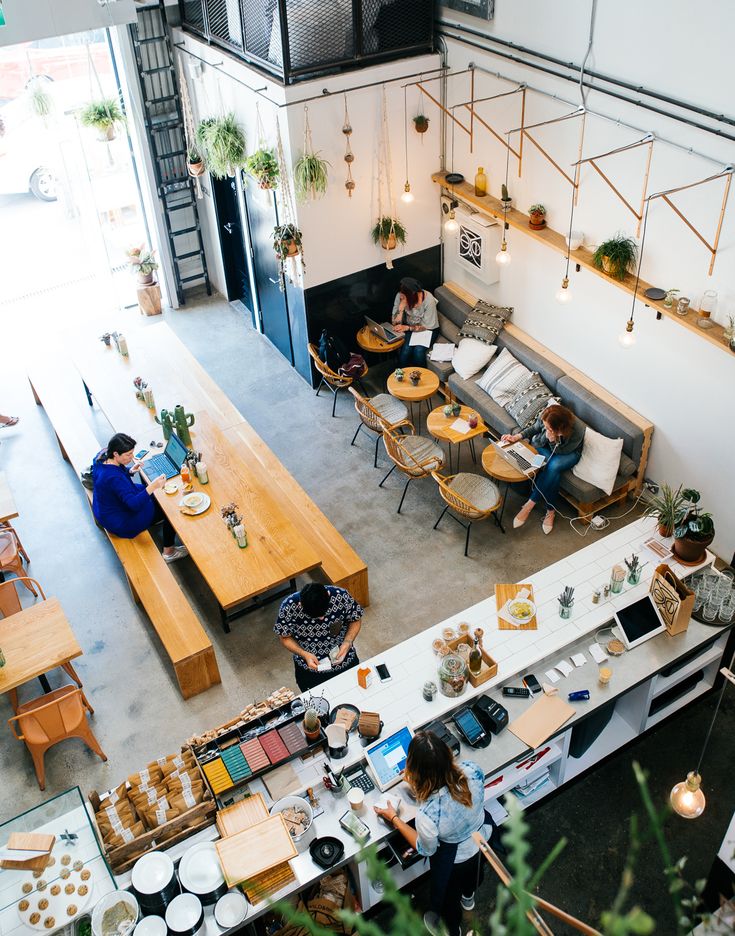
[138,281,162,316]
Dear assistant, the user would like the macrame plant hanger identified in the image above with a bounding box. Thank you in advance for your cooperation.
[178,62,203,198]
[343,93,355,197]
[378,86,398,270]
[86,43,117,166]
[275,114,304,287]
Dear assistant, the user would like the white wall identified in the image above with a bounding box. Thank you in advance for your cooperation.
[438,1,735,559]
[0,0,136,47]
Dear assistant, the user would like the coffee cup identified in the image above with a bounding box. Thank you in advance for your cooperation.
[347,787,364,811]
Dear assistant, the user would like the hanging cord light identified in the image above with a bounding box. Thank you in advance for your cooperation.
[495,132,512,264]
[555,174,577,301]
[401,86,414,203]
[444,107,459,233]
[670,653,735,818]
[619,197,649,348]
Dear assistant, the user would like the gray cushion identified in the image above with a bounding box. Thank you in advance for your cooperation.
[426,357,455,383]
[618,451,638,479]
[495,331,565,392]
[435,285,470,330]
[458,300,513,346]
[400,434,444,471]
[560,468,632,504]
[504,371,554,429]
[447,373,519,436]
[556,376,643,466]
[437,312,462,345]
[449,473,501,511]
[371,393,408,425]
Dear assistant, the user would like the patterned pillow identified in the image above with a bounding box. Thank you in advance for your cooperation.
[476,347,531,406]
[458,300,513,346]
[504,372,554,429]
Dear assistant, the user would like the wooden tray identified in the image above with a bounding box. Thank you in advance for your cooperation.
[215,815,297,887]
[0,833,55,871]
[446,635,498,686]
[216,794,268,838]
[495,583,538,631]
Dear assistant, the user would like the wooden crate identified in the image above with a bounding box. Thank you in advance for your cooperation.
[446,635,498,687]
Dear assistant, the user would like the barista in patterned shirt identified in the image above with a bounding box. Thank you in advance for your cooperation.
[274,583,363,691]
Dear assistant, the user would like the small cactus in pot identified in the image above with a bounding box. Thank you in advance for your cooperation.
[303,708,321,741]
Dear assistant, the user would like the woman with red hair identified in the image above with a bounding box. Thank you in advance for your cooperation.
[502,402,584,534]
[391,276,438,367]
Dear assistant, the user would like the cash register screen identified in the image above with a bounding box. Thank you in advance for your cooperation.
[365,726,414,792]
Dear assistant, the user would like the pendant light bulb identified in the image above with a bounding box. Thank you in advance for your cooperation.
[401,181,414,204]
[555,277,572,303]
[618,319,636,348]
[495,240,511,266]
[670,772,706,819]
[444,209,459,233]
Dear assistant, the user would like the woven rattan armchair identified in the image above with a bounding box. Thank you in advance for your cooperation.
[348,387,414,467]
[380,427,444,514]
[308,343,367,417]
[431,470,502,556]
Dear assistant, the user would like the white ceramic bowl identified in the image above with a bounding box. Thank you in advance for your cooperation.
[214,891,249,929]
[134,916,167,936]
[269,795,315,852]
[131,852,175,896]
[92,890,140,936]
[508,598,536,625]
[183,493,204,509]
[165,894,203,936]
[565,230,584,250]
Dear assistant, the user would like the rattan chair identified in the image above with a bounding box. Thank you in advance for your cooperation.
[431,471,502,557]
[380,427,444,514]
[348,387,414,467]
[308,343,367,417]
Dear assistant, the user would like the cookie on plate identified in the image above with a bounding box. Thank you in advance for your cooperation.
[38,899,49,911]
[22,883,33,895]
[61,855,71,866]
[29,912,41,925]
[80,870,91,881]
[44,916,55,929]
[36,880,47,892]
[60,869,71,880]
[77,885,88,897]
[65,883,75,895]
[67,905,78,917]
[19,900,30,912]
[50,885,61,897]
[47,857,56,867]
[33,870,43,879]
[72,861,83,872]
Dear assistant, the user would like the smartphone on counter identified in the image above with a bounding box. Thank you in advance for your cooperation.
[376,663,392,682]
[522,673,542,694]
[135,449,149,459]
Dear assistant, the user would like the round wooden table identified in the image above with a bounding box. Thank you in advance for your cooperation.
[386,367,440,431]
[482,441,539,532]
[356,325,404,354]
[426,405,487,473]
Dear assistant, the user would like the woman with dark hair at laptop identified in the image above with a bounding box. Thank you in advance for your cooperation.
[92,433,188,563]
[391,276,438,367]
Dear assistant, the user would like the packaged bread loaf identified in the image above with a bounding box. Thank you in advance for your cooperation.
[104,821,146,848]
[160,751,196,777]
[130,784,169,810]
[127,765,163,788]
[139,799,178,830]
[169,788,201,813]
[104,781,129,807]
[96,800,137,840]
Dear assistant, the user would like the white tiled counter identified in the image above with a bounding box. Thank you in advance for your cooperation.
[115,517,732,927]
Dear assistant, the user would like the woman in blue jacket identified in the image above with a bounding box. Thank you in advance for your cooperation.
[92,433,188,563]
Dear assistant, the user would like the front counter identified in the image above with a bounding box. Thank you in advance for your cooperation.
[117,517,732,927]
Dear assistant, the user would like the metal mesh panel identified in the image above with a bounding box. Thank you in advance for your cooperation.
[281,0,354,71]
[361,0,431,55]
[182,0,205,34]
[205,0,243,48]
[242,0,277,63]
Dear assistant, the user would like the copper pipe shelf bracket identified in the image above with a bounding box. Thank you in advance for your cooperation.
[454,85,525,172]
[507,107,586,190]
[575,135,654,235]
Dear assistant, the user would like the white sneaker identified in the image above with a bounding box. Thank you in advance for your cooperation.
[163,545,189,563]
[423,912,447,936]
[460,894,475,911]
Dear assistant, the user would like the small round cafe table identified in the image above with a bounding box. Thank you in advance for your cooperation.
[386,367,440,432]
[426,405,487,474]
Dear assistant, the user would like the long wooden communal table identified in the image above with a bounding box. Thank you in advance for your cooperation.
[66,322,368,623]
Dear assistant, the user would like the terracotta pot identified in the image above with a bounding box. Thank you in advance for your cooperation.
[282,238,300,257]
[672,531,715,565]
[188,160,205,177]
[98,125,116,142]
[137,272,154,286]
[304,726,321,743]
[380,233,397,250]
[657,522,674,538]
[414,119,429,134]
[529,212,546,229]
[258,179,274,189]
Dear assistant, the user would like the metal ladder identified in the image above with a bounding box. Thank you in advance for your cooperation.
[129,1,211,305]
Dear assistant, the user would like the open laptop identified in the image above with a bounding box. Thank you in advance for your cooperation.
[140,431,189,481]
[492,440,545,474]
[365,316,400,343]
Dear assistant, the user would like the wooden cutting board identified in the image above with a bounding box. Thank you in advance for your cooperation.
[215,815,297,886]
[216,794,268,838]
[495,583,537,630]
[0,833,55,871]
[263,761,301,801]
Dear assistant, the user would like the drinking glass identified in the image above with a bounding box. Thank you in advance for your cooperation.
[692,593,703,614]
[716,578,732,602]
[696,577,714,603]
[698,290,717,329]
[719,597,735,624]
[702,598,719,622]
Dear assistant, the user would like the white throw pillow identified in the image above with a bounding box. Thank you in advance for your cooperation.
[572,427,624,496]
[451,339,497,380]
[476,347,531,406]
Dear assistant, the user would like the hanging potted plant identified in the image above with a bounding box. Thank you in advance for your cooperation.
[371,217,407,251]
[26,76,54,120]
[528,204,546,229]
[672,488,715,565]
[593,234,639,281]
[195,114,246,180]
[80,97,125,141]
[501,183,512,210]
[187,148,205,178]
[643,483,686,538]
[294,152,329,202]
[244,147,279,189]
[413,114,429,134]
[272,223,304,283]
[126,245,159,286]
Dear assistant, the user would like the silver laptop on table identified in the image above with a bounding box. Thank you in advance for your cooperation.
[365,316,400,343]
[492,440,544,475]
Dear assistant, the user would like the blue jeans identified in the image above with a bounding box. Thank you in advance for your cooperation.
[529,445,582,511]
[398,340,428,367]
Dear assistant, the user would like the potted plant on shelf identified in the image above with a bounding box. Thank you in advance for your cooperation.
[672,488,715,564]
[501,183,512,210]
[294,151,330,202]
[126,245,158,285]
[643,483,686,538]
[528,204,546,229]
[187,148,205,177]
[371,217,407,250]
[413,114,429,134]
[80,97,125,141]
[593,234,638,281]
[195,114,246,179]
[244,147,279,189]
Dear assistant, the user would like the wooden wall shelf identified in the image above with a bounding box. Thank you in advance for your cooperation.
[433,171,733,357]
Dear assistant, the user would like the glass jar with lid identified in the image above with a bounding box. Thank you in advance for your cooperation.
[438,653,468,698]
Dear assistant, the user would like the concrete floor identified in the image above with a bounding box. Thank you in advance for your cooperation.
[1,292,732,928]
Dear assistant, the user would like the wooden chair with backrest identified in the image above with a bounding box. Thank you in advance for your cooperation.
[8,686,107,790]
[380,426,444,514]
[0,578,91,713]
[431,470,502,557]
[307,343,368,418]
[348,387,414,467]
[0,524,36,595]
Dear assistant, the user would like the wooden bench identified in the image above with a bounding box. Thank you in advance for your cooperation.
[27,359,221,700]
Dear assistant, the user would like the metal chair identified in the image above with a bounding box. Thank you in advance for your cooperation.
[8,686,106,790]
[431,471,502,557]
[348,387,413,467]
[0,524,36,596]
[307,343,367,417]
[380,427,444,514]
